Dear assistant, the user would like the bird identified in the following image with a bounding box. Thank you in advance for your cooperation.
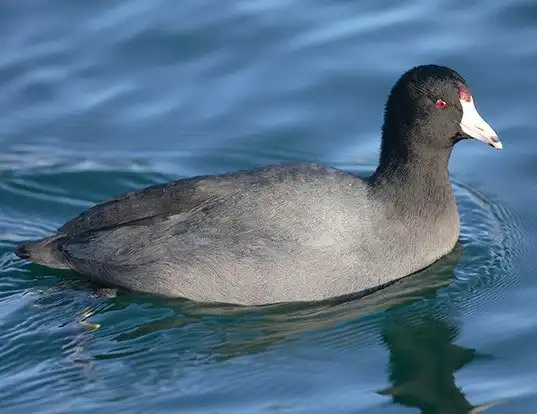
[14,64,502,306]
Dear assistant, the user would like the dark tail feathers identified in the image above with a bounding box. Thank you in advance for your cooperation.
[14,234,71,270]
[14,243,32,259]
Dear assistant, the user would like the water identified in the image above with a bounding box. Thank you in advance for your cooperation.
[1,0,536,412]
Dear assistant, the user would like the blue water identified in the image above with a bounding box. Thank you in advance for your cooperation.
[1,0,537,412]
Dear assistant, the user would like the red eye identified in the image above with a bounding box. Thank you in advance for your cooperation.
[458,87,472,102]
[436,99,448,110]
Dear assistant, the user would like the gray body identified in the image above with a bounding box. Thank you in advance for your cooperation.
[22,162,459,305]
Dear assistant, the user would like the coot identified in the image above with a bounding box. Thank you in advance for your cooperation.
[15,65,502,305]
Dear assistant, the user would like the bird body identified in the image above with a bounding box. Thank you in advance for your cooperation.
[15,65,501,305]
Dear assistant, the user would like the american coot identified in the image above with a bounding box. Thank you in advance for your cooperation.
[15,65,502,305]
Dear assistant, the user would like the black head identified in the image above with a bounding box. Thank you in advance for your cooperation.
[380,64,501,164]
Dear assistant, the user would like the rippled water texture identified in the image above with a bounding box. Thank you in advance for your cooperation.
[2,0,537,413]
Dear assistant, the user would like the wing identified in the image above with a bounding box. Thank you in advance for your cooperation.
[57,163,359,237]
[58,173,239,237]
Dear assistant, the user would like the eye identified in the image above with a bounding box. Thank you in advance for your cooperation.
[436,99,448,110]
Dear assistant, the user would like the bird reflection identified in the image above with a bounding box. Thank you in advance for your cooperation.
[378,313,494,414]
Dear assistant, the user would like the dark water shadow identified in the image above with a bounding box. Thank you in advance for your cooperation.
[378,309,498,414]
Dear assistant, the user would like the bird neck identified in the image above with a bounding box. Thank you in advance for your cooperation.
[369,132,455,211]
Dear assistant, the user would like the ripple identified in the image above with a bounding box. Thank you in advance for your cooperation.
[447,180,526,318]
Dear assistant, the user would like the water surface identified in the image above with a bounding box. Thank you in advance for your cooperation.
[1,0,537,412]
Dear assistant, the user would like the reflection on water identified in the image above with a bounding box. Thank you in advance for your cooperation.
[379,312,499,414]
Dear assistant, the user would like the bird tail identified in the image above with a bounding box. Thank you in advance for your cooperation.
[14,234,71,269]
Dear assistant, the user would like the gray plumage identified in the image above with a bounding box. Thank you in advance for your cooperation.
[15,64,501,305]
